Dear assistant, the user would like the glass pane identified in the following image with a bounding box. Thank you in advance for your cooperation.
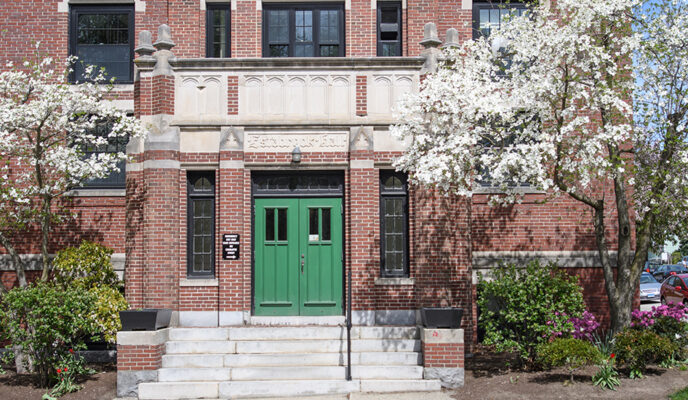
[309,208,318,236]
[194,237,202,253]
[381,7,397,23]
[268,10,289,43]
[320,45,338,57]
[266,208,275,241]
[78,13,130,45]
[194,177,212,191]
[295,44,313,57]
[381,43,399,56]
[269,44,288,57]
[380,31,398,41]
[278,208,288,241]
[319,10,339,43]
[322,208,331,240]
[193,255,202,272]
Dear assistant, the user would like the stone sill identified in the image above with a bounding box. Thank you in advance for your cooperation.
[180,278,219,287]
[64,188,126,197]
[374,277,415,286]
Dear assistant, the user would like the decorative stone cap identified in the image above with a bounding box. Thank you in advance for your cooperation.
[135,30,156,60]
[421,328,464,344]
[442,28,460,49]
[420,22,442,48]
[117,327,170,346]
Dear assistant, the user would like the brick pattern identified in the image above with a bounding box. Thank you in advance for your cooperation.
[423,342,464,368]
[244,152,348,164]
[233,0,261,57]
[347,0,376,56]
[151,75,175,116]
[356,75,368,117]
[218,165,246,312]
[227,76,239,115]
[116,344,164,371]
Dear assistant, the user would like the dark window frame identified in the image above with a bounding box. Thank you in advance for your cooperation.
[380,170,409,278]
[206,3,231,58]
[472,1,528,40]
[187,171,216,278]
[376,2,402,57]
[80,117,129,189]
[69,4,135,83]
[262,3,346,58]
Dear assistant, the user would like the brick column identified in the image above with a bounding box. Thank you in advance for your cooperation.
[421,328,465,388]
[116,328,169,397]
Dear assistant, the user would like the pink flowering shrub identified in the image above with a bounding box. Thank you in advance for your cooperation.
[546,310,600,342]
[630,303,688,359]
[631,303,686,328]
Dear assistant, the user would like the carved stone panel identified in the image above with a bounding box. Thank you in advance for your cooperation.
[245,131,349,152]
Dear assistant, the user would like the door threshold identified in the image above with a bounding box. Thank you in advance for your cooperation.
[247,316,346,326]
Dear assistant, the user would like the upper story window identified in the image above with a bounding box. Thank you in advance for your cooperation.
[377,2,402,56]
[472,1,528,40]
[206,3,231,58]
[380,171,409,277]
[81,119,128,189]
[262,3,345,57]
[69,5,134,83]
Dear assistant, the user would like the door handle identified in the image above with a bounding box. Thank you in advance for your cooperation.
[301,254,305,273]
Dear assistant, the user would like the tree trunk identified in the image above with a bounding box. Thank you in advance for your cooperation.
[0,232,28,289]
[39,195,51,281]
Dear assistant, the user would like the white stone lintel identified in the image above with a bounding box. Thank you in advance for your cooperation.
[375,277,415,286]
[117,327,170,346]
[350,159,374,169]
[220,160,245,169]
[421,328,464,344]
[180,278,219,287]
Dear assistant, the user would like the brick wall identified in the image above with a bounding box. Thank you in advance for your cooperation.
[116,344,164,371]
[423,342,465,368]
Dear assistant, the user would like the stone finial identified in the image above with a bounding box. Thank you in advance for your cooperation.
[152,24,176,76]
[420,23,442,48]
[153,24,176,51]
[420,23,442,74]
[134,30,156,60]
[442,28,460,49]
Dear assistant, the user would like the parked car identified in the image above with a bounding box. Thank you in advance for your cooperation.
[645,259,663,274]
[660,274,688,306]
[639,272,661,302]
[653,264,688,282]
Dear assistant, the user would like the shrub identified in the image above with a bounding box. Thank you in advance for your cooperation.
[631,303,688,360]
[613,328,676,378]
[0,283,99,387]
[52,241,121,290]
[536,338,601,383]
[477,261,585,361]
[53,241,127,343]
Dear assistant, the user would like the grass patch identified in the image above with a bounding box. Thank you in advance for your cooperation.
[670,386,688,400]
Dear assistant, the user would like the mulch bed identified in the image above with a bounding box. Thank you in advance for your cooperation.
[0,364,116,400]
[452,345,688,400]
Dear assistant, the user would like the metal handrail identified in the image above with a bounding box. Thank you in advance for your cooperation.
[346,260,352,381]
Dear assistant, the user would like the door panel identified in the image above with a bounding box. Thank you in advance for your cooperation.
[300,198,343,316]
[254,199,299,316]
[254,197,342,316]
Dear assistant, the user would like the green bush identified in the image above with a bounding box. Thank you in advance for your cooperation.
[0,283,99,387]
[613,328,676,378]
[53,241,127,343]
[536,338,601,382]
[477,261,585,361]
[52,241,121,290]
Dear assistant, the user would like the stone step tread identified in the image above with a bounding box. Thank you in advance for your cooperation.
[165,339,420,354]
[156,365,423,382]
[162,351,422,368]
[167,326,418,341]
[138,381,219,399]
[219,380,360,398]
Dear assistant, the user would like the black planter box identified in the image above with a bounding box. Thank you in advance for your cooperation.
[119,309,172,331]
[421,307,463,329]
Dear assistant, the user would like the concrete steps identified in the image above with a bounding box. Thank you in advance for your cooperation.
[139,325,439,399]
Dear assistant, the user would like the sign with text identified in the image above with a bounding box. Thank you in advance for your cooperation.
[222,234,240,260]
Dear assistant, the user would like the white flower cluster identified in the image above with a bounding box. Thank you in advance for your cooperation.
[391,0,688,242]
[0,56,146,229]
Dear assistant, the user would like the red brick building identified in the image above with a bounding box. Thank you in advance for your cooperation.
[0,0,620,395]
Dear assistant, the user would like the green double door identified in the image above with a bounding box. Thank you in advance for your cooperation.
[254,198,343,316]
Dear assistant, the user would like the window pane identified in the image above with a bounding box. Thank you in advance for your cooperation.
[319,10,339,43]
[268,10,289,43]
[278,208,288,241]
[381,43,398,56]
[265,208,275,241]
[309,208,319,236]
[322,208,331,240]
[269,45,288,57]
[295,44,313,57]
[381,7,397,24]
[320,45,339,57]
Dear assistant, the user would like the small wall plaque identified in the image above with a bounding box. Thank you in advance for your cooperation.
[222,234,240,260]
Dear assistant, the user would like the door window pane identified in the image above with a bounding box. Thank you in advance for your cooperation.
[278,208,288,241]
[322,208,331,241]
[266,208,275,241]
[309,208,319,236]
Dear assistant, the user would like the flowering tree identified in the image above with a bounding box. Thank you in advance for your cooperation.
[0,52,145,291]
[392,0,688,330]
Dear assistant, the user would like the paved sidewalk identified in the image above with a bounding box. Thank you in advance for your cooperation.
[114,391,456,400]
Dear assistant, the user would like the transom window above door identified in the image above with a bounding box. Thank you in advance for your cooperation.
[262,3,345,57]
